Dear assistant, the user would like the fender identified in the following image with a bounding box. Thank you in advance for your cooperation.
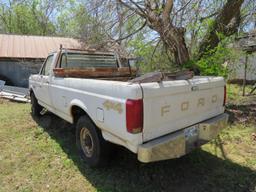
[69,99,89,123]
[29,87,38,99]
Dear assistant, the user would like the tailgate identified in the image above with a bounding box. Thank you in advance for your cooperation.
[141,76,225,142]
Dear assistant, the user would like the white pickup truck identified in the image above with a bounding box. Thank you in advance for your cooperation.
[29,49,228,167]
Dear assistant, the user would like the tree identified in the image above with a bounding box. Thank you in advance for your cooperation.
[198,0,244,57]
[114,0,245,67]
[116,0,190,66]
[0,0,63,35]
[0,0,255,71]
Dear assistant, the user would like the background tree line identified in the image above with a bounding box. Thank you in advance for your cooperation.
[0,0,255,75]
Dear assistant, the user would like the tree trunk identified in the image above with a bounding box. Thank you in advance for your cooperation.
[148,23,190,66]
[159,30,190,66]
[198,0,244,58]
[119,0,190,66]
[172,33,190,66]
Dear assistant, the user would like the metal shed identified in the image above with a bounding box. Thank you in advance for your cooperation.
[229,30,256,83]
[0,34,81,87]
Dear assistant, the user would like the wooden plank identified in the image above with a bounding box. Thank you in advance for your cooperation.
[53,67,193,83]
[98,77,132,81]
[164,70,194,80]
[129,70,193,84]
[129,72,164,83]
[53,67,137,78]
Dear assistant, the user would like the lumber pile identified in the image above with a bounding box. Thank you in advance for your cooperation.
[53,67,137,79]
[129,70,194,83]
[53,67,194,83]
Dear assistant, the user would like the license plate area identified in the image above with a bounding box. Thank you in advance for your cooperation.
[184,125,199,152]
[184,125,198,140]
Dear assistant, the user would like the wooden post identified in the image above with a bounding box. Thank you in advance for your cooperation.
[250,84,256,95]
[242,53,248,96]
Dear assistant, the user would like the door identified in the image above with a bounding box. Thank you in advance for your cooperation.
[36,54,55,107]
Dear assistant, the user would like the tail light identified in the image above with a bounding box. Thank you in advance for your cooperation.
[223,85,226,106]
[126,99,143,134]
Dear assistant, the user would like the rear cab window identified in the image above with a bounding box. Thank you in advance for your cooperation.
[60,52,118,68]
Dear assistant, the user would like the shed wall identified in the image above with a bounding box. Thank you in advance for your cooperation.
[0,59,43,87]
[229,53,256,81]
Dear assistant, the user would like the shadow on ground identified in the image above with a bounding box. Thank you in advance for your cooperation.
[33,114,256,192]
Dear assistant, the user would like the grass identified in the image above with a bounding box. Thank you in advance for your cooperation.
[0,84,256,192]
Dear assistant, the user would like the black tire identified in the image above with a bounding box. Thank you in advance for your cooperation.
[30,92,43,117]
[76,115,111,167]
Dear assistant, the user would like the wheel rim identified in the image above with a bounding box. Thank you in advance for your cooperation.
[80,127,94,158]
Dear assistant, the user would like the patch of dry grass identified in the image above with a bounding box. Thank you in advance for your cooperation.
[0,99,94,192]
[0,84,255,192]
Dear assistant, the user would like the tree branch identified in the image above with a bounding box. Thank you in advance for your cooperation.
[173,0,193,16]
[117,0,146,18]
[162,0,173,24]
[129,0,147,15]
[115,20,147,42]
[199,11,219,22]
[151,39,161,62]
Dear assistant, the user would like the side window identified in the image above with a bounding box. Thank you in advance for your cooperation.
[61,53,67,68]
[41,55,54,76]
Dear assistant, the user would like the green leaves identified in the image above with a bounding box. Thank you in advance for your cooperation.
[195,38,238,77]
[0,1,56,35]
[128,36,179,73]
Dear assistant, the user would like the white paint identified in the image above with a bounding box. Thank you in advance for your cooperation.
[96,108,104,122]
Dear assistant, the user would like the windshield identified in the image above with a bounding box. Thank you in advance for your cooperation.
[60,52,118,68]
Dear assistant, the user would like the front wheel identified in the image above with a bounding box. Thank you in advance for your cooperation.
[30,92,43,117]
[76,115,111,167]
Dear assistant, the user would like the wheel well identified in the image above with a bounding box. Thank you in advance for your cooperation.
[71,106,90,124]
[30,90,37,101]
[30,89,34,96]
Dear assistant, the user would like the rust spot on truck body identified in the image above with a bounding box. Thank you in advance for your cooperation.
[103,100,123,114]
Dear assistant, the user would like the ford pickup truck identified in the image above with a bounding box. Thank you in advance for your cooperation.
[29,48,229,167]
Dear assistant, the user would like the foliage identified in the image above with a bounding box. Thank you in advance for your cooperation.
[57,3,106,43]
[184,37,239,77]
[197,48,233,77]
[57,4,89,37]
[128,35,179,73]
[226,84,255,104]
[0,1,56,35]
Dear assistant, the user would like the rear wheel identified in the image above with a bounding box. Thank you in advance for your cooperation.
[30,92,43,117]
[76,115,111,167]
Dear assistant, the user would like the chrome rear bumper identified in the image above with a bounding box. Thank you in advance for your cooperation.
[138,113,229,163]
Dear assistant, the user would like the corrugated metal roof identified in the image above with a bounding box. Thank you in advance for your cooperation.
[0,34,82,59]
